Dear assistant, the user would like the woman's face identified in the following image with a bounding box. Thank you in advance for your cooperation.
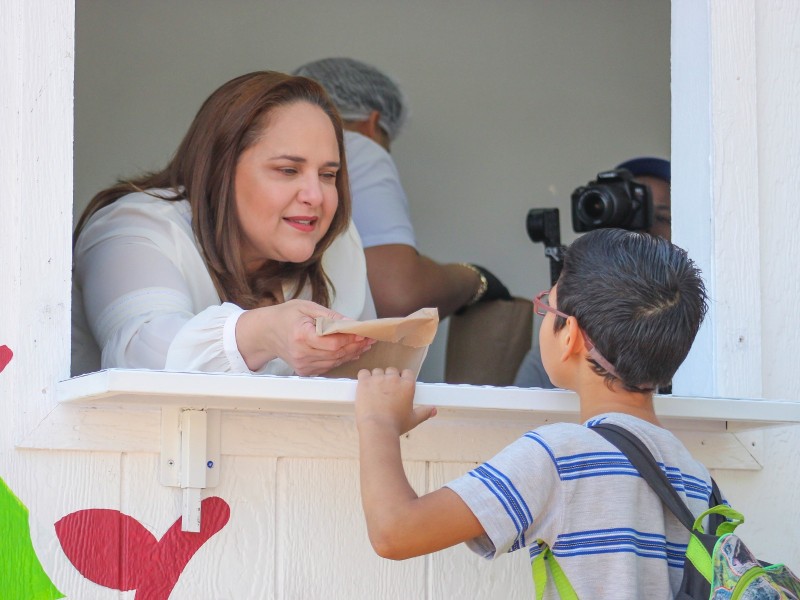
[234,101,340,270]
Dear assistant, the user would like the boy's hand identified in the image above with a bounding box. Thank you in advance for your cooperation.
[355,367,437,436]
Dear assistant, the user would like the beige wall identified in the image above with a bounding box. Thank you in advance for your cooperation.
[74,0,671,381]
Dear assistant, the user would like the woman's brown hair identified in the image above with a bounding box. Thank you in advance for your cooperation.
[74,71,351,308]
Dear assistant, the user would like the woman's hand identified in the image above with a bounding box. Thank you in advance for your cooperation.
[355,367,437,436]
[235,299,376,375]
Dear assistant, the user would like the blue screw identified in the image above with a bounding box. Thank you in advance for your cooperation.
[207,460,214,468]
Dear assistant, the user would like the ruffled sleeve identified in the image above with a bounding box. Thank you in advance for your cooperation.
[164,302,293,375]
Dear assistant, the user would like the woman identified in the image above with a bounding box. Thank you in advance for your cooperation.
[72,71,376,377]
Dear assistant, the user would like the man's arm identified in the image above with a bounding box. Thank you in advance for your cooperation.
[365,244,481,318]
[356,368,485,559]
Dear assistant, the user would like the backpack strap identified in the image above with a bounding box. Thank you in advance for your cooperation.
[532,543,579,600]
[591,423,741,592]
[707,478,726,534]
[590,422,698,531]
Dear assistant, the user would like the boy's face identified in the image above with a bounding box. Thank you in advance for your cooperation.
[538,284,567,388]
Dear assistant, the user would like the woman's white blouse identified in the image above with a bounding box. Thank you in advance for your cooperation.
[71,190,375,376]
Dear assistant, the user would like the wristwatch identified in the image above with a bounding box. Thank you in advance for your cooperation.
[459,263,488,306]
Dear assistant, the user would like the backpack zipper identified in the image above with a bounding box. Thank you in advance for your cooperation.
[730,565,767,600]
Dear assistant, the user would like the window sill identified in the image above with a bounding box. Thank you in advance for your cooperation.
[21,368,800,467]
[17,368,799,530]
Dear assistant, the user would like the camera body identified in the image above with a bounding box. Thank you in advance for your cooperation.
[527,169,656,285]
[570,168,653,233]
[526,207,564,284]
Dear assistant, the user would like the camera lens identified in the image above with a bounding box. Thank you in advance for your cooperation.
[526,209,546,243]
[570,170,652,233]
[580,192,607,221]
[576,190,613,227]
[526,208,560,246]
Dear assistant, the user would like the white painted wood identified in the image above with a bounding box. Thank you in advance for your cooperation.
[0,2,24,452]
[711,425,800,565]
[708,0,763,399]
[178,408,206,532]
[180,410,208,489]
[162,408,221,531]
[21,450,123,600]
[55,369,800,425]
[674,429,762,470]
[0,4,114,600]
[20,403,162,452]
[754,0,800,399]
[673,0,792,399]
[672,0,800,571]
[1,0,74,441]
[160,407,183,486]
[729,428,764,467]
[14,402,765,471]
[122,453,281,599]
[180,487,201,533]
[276,458,427,599]
[430,462,534,599]
[36,369,799,473]
[671,0,717,397]
[712,0,800,566]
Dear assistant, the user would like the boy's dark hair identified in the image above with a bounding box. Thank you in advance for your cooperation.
[554,228,708,392]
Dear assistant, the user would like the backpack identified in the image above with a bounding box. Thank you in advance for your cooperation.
[590,423,800,600]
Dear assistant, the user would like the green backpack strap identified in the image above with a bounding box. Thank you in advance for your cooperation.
[531,543,579,600]
[682,505,746,583]
[693,505,744,536]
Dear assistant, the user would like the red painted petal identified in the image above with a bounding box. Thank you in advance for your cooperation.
[137,497,231,599]
[0,345,13,373]
[55,509,158,591]
[55,498,231,598]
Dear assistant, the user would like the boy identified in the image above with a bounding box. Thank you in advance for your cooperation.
[355,228,712,598]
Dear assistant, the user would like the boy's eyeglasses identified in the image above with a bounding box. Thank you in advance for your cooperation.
[533,290,622,381]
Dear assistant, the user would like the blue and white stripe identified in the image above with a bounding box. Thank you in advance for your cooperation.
[555,450,639,480]
[469,463,533,551]
[529,528,688,569]
[529,425,714,503]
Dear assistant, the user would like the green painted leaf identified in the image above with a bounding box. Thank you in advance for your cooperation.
[0,476,64,599]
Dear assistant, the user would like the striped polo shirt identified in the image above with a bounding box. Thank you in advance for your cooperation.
[445,412,715,599]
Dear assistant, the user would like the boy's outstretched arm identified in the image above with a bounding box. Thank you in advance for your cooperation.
[355,367,485,560]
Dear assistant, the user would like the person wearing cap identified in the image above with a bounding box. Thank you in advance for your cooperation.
[513,157,672,389]
[616,156,672,241]
[293,58,511,318]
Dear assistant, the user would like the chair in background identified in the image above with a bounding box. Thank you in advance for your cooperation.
[445,297,533,386]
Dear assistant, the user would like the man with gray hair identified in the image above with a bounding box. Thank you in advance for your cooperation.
[293,57,510,318]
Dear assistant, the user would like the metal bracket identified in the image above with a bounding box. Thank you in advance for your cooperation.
[159,408,221,532]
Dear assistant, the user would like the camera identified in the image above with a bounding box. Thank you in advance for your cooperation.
[570,169,653,233]
[527,169,655,285]
[526,207,564,285]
